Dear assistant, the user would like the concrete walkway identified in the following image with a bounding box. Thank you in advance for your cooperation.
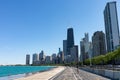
[51,67,82,80]
[16,66,111,80]
[15,66,65,80]
[52,67,111,80]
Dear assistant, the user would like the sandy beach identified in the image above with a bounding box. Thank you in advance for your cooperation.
[15,66,65,80]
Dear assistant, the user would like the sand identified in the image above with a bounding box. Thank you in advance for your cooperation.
[15,66,65,80]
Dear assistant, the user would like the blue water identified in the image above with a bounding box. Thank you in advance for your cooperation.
[0,66,54,77]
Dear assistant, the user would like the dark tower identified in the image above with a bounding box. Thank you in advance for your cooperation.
[92,31,106,57]
[67,28,74,55]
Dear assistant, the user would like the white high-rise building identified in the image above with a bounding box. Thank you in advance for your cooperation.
[104,1,120,52]
[80,33,90,61]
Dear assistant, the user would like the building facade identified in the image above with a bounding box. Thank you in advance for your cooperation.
[80,33,90,62]
[39,50,46,63]
[63,40,67,62]
[52,53,57,64]
[32,53,39,65]
[45,56,52,64]
[104,1,120,52]
[26,54,30,65]
[57,48,64,64]
[67,28,74,55]
[70,45,79,62]
[92,31,106,57]
[80,41,85,62]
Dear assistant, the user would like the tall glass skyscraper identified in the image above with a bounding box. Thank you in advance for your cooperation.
[104,1,120,52]
[67,28,74,55]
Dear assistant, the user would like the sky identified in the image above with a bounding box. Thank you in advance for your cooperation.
[0,0,120,65]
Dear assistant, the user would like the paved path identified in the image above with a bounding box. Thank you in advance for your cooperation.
[50,67,82,80]
[51,67,111,80]
[16,66,65,80]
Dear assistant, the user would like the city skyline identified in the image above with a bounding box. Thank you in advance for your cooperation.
[0,0,120,65]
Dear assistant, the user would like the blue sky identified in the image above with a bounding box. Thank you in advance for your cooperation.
[0,0,120,64]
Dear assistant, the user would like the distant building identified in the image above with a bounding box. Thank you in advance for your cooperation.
[39,51,44,61]
[63,40,67,62]
[92,31,106,57]
[61,51,64,63]
[32,53,39,65]
[65,55,72,63]
[57,48,64,64]
[80,33,90,62]
[84,33,89,53]
[56,53,60,64]
[39,50,46,64]
[64,28,75,63]
[67,28,74,55]
[45,56,52,64]
[88,42,93,59]
[26,54,30,65]
[104,1,120,52]
[80,41,85,62]
[70,45,79,62]
[52,53,57,64]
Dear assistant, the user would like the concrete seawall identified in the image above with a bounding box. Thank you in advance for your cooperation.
[80,67,120,80]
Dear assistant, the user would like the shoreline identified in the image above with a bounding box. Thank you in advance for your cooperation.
[0,66,58,80]
[15,66,65,80]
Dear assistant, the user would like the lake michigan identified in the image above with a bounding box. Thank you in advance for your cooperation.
[0,66,54,80]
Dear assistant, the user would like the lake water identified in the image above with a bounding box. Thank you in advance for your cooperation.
[0,66,55,80]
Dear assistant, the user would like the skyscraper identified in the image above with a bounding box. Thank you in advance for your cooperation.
[26,54,30,65]
[57,48,64,63]
[80,33,90,62]
[39,50,45,61]
[70,45,79,62]
[67,28,74,55]
[32,53,39,65]
[63,40,67,62]
[39,50,46,64]
[80,40,85,62]
[52,53,57,64]
[104,1,120,52]
[92,31,106,57]
[45,56,52,64]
